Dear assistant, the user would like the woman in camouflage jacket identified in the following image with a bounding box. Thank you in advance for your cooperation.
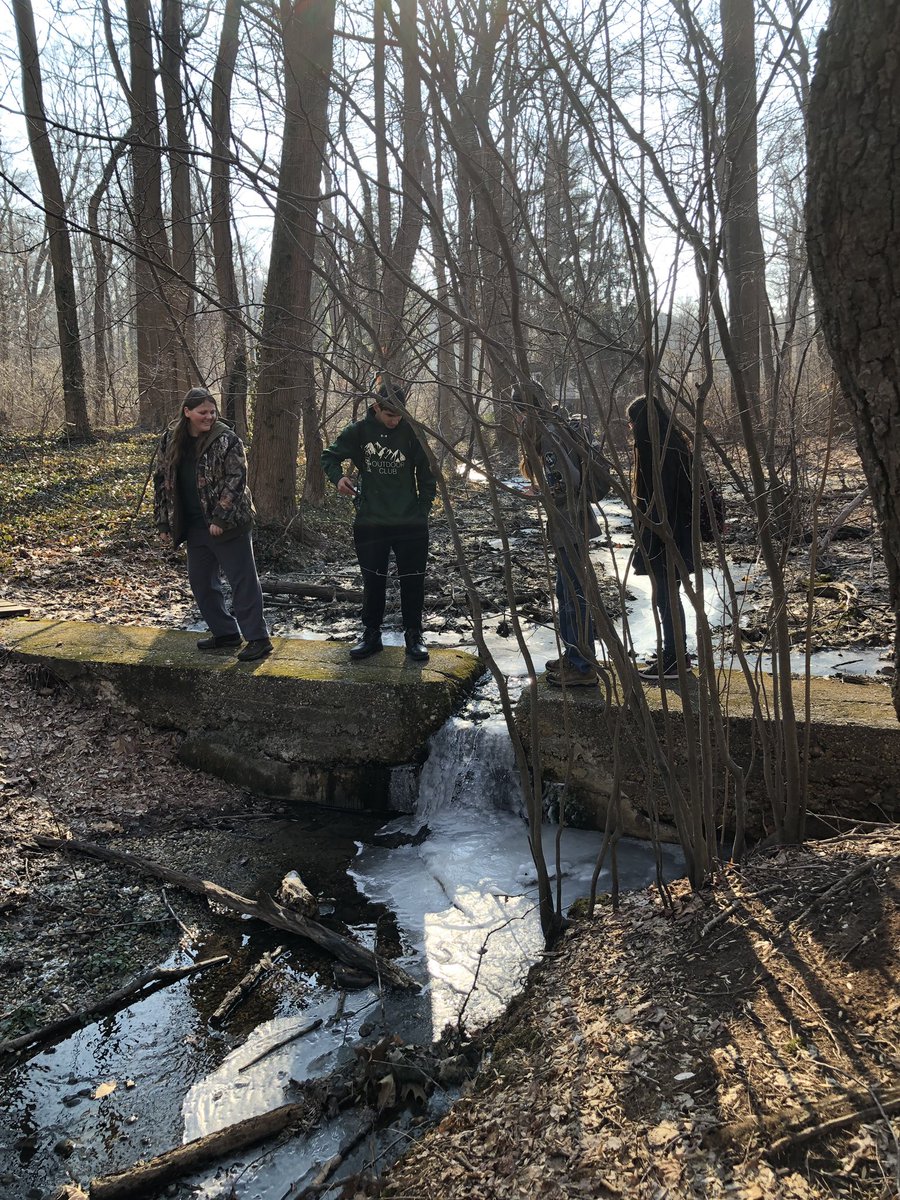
[153,387,272,662]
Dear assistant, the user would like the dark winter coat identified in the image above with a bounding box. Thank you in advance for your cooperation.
[321,408,437,526]
[153,419,255,547]
[520,415,602,552]
[631,401,694,577]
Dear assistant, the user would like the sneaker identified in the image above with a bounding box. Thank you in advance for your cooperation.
[638,657,680,680]
[404,629,429,662]
[546,661,598,688]
[237,638,273,663]
[349,628,383,660]
[197,633,242,651]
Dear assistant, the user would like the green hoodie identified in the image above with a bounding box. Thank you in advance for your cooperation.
[321,408,437,525]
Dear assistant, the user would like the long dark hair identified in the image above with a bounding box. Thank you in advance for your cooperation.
[626,395,690,501]
[512,383,549,483]
[165,387,216,472]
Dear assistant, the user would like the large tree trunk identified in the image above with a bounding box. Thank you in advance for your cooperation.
[160,0,196,395]
[249,0,335,521]
[13,0,92,440]
[807,0,900,721]
[376,0,427,371]
[88,141,129,426]
[126,0,176,430]
[210,0,249,439]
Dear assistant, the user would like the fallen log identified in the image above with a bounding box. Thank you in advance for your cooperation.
[260,579,363,603]
[818,485,870,553]
[209,945,287,1029]
[259,579,448,608]
[89,1054,363,1199]
[0,955,229,1057]
[34,836,418,991]
[89,1098,313,1200]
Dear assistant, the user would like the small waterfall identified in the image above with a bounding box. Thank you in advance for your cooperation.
[389,691,525,821]
[415,711,524,820]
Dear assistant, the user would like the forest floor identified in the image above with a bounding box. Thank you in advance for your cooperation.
[0,432,897,1199]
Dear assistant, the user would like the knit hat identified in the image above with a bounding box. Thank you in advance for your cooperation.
[376,381,407,413]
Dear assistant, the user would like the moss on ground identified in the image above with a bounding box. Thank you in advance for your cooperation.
[0,431,157,562]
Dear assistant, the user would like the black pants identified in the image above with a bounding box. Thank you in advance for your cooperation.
[353,523,429,630]
[648,555,686,666]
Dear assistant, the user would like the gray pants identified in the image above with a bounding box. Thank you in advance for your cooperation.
[185,527,268,642]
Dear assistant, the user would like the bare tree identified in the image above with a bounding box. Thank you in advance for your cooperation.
[210,0,249,438]
[807,0,900,720]
[117,0,177,428]
[249,0,336,521]
[160,0,197,395]
[12,0,91,439]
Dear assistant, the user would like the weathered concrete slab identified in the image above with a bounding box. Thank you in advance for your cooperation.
[517,670,900,841]
[0,602,30,618]
[2,620,482,810]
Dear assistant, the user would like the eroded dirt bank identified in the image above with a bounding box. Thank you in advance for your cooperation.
[380,830,900,1200]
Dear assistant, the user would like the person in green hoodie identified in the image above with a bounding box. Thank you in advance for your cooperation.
[322,381,436,661]
[153,387,272,662]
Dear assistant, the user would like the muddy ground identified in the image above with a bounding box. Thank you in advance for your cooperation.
[0,435,897,1198]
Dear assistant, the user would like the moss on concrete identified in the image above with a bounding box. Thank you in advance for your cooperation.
[2,620,483,794]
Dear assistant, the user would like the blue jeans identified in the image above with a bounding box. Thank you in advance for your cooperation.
[555,545,595,671]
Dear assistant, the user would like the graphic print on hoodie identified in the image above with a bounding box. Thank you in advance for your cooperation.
[363,441,408,476]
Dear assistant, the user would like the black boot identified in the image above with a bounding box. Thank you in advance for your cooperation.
[404,629,429,662]
[349,627,383,660]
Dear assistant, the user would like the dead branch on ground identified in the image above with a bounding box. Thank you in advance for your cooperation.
[0,955,229,1057]
[209,945,288,1028]
[34,836,419,991]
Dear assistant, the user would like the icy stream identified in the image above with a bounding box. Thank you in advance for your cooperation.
[0,680,682,1200]
[263,495,891,681]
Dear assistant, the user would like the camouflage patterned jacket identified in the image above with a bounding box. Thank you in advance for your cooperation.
[153,419,255,546]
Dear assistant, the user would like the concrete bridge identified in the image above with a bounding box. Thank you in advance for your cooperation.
[4,620,898,839]
[519,666,900,841]
[2,620,483,810]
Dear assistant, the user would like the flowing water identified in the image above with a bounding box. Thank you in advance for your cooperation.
[0,675,683,1200]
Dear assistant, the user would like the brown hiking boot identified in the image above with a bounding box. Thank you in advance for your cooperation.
[546,660,598,688]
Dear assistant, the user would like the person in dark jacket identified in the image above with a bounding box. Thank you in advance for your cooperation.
[513,383,602,688]
[153,386,272,662]
[627,394,693,681]
[321,381,437,661]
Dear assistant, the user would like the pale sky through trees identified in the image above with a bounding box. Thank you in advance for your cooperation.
[0,0,828,310]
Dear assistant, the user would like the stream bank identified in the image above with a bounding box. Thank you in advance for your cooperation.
[379,826,900,1200]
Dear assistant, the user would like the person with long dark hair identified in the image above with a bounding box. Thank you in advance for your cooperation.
[513,383,603,687]
[626,394,694,681]
[153,387,272,662]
